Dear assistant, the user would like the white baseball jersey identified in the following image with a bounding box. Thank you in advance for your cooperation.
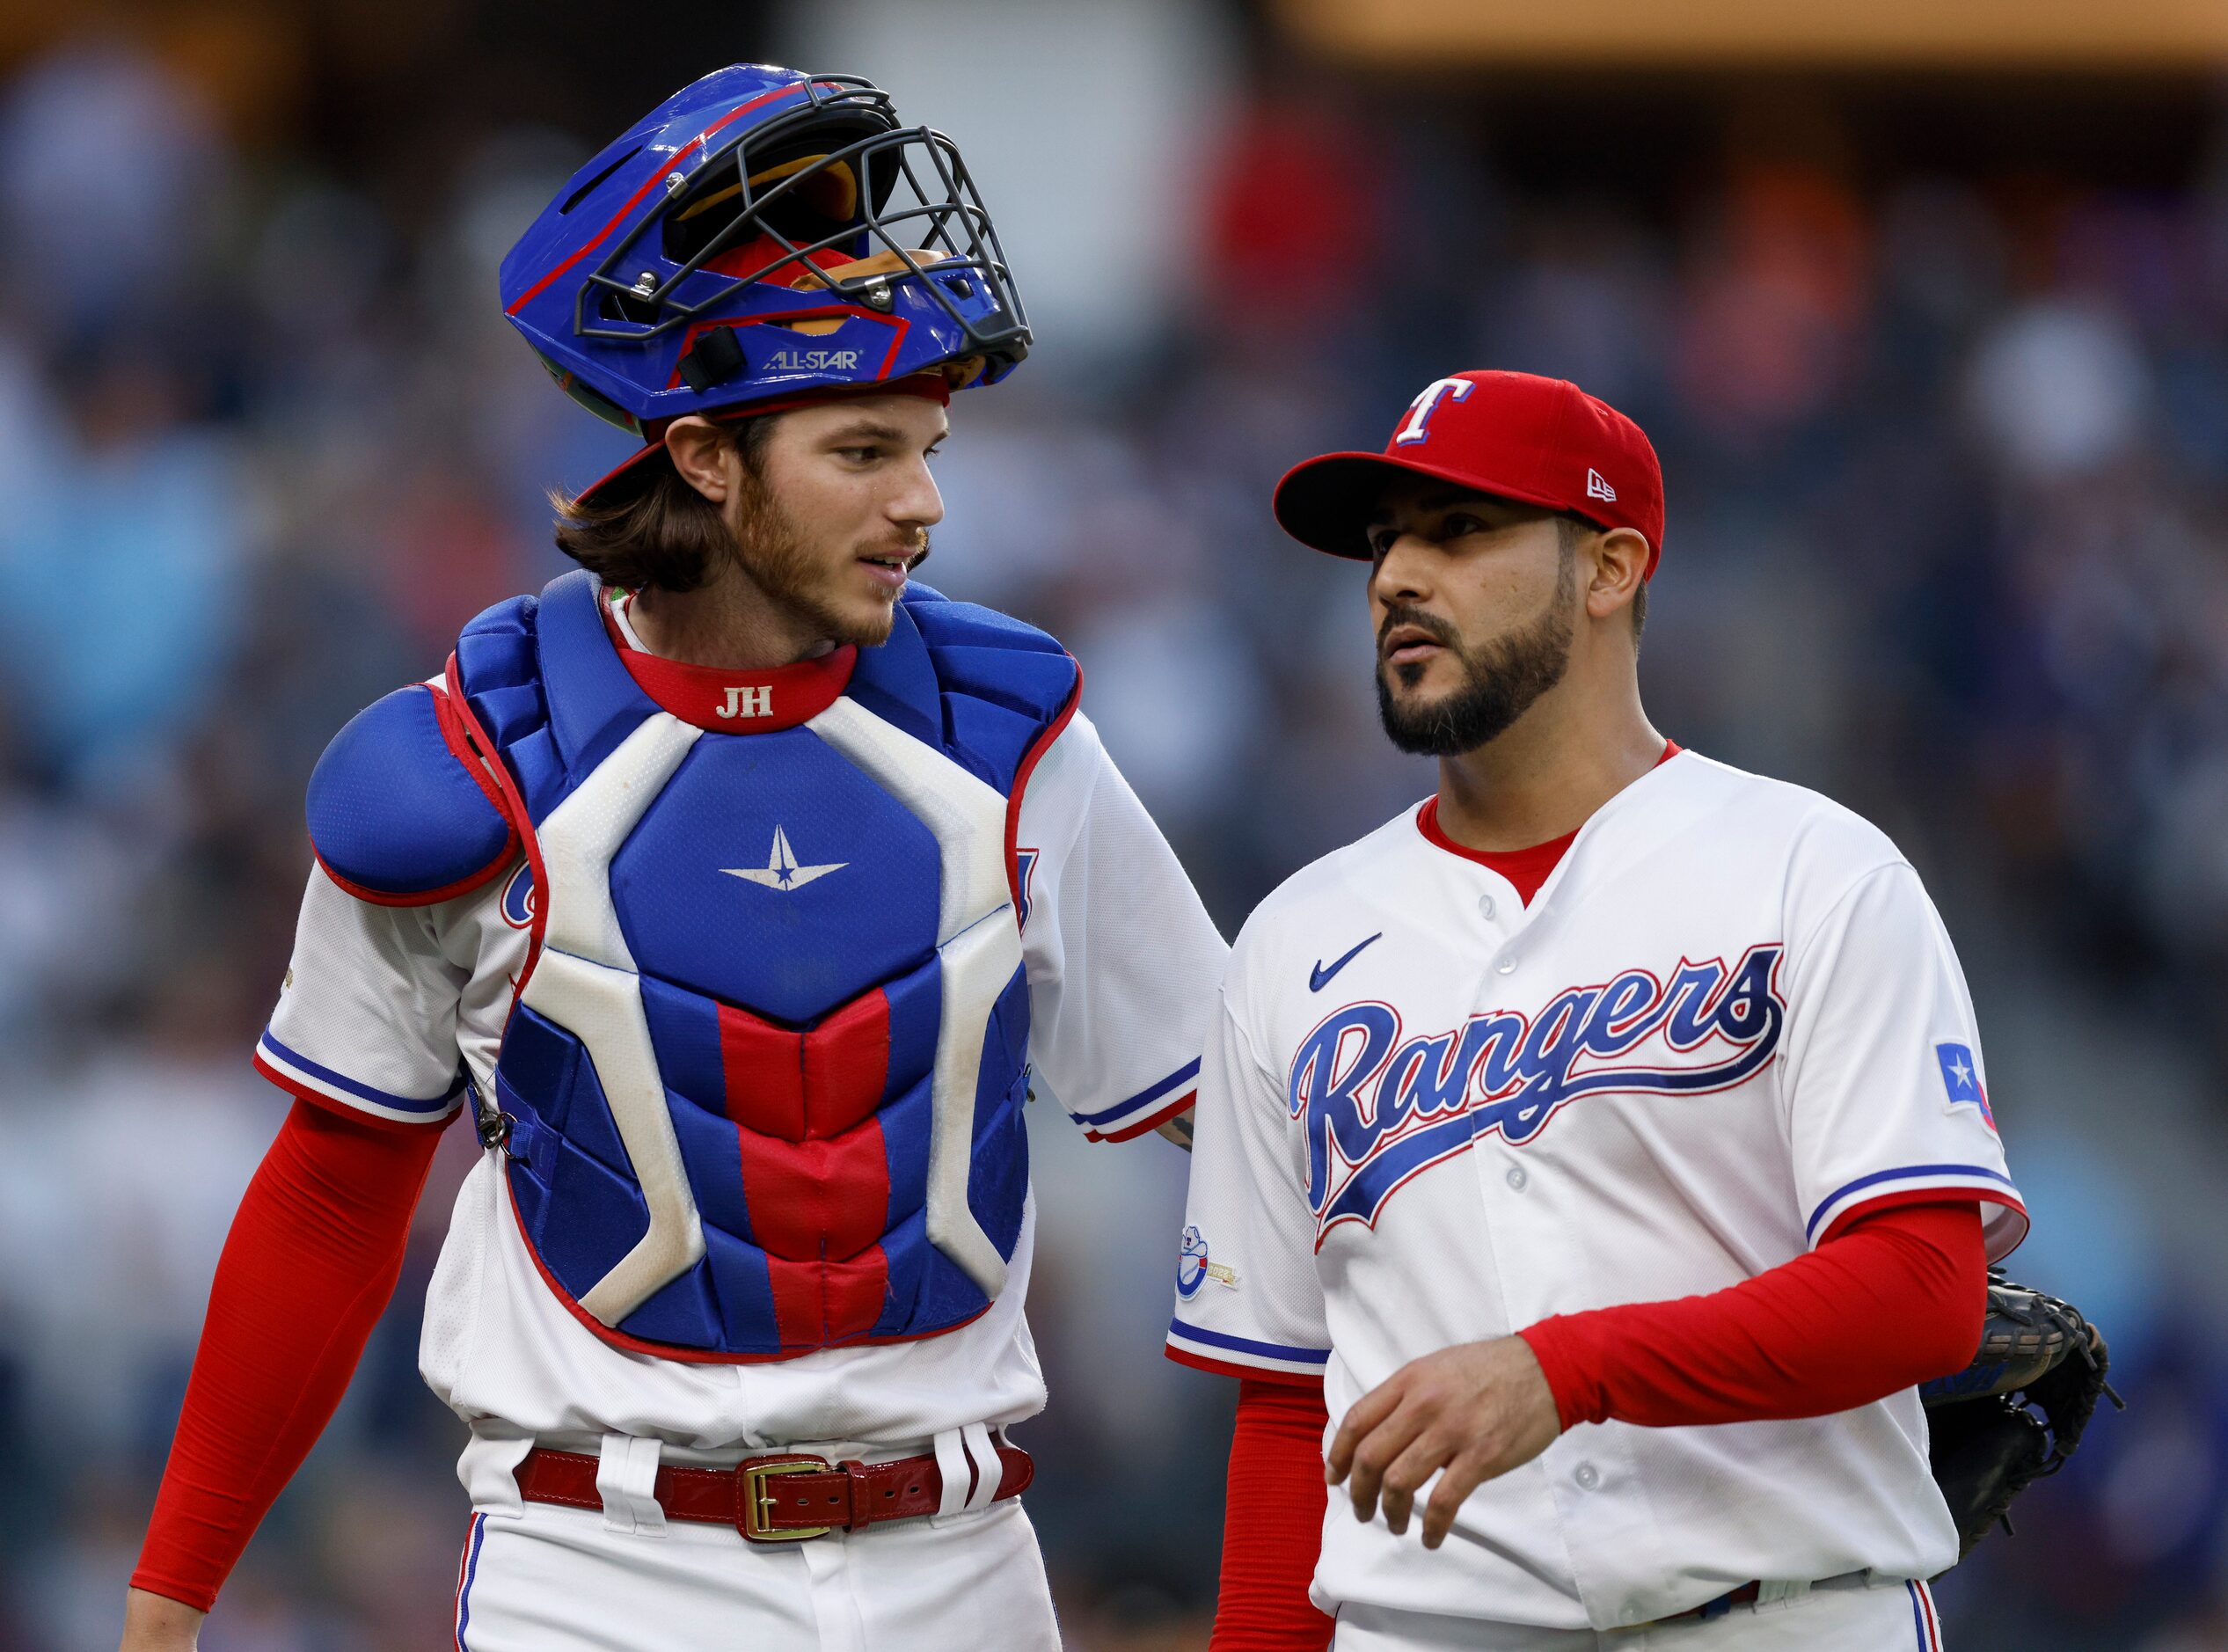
[256,607,1224,1466]
[1169,749,2024,1634]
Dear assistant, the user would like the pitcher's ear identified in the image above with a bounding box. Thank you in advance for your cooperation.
[1584,526,1650,626]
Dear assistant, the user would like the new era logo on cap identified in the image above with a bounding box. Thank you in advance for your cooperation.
[1269,370,1665,580]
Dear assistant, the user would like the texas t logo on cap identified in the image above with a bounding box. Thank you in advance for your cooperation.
[1393,376,1476,446]
[1271,369,1664,581]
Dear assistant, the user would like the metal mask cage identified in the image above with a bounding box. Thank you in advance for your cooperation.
[574,77,1029,365]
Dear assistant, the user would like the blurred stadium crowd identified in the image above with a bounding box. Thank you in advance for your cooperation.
[4,8,2228,1649]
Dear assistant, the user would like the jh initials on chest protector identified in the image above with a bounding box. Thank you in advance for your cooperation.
[451,572,1075,1360]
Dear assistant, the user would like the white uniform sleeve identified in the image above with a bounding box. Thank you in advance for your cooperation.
[252,864,474,1129]
[1165,957,1331,1385]
[1015,710,1228,1141]
[1780,859,2026,1258]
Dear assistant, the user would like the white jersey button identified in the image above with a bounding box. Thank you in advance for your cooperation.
[1505,1166,1527,1191]
[1574,1462,1601,1491]
[1495,956,1517,975]
[1477,893,1496,921]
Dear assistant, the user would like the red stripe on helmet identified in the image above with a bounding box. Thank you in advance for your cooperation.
[506,80,822,318]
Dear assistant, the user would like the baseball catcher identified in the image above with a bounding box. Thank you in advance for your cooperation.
[121,65,1224,1652]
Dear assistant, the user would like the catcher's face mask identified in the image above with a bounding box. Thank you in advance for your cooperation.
[502,66,1027,505]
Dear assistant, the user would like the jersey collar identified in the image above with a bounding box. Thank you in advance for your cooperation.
[1414,740,1684,895]
[600,589,855,733]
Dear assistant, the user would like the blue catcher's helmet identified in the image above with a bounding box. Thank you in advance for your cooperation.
[500,64,1029,502]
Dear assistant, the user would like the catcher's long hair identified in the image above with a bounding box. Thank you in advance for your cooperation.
[550,415,775,593]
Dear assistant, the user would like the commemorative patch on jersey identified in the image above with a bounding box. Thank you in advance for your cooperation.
[1175,1224,1238,1300]
[1289,944,1786,1241]
[1935,1041,1995,1129]
[499,861,537,929]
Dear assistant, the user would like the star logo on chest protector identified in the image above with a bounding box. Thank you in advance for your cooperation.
[723,825,846,892]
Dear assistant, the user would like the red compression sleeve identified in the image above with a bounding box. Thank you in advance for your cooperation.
[1211,1380,1336,1652]
[1520,1201,1986,1431]
[131,1100,442,1612]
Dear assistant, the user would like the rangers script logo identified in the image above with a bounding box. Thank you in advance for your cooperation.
[1289,944,1786,1242]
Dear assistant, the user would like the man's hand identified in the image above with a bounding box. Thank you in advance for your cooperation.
[120,1586,205,1650]
[1325,1335,1562,1550]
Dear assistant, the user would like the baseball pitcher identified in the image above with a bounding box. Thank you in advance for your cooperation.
[1168,370,2090,1648]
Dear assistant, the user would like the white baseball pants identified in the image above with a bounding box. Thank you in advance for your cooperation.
[449,1492,1061,1651]
[1333,1575,1945,1650]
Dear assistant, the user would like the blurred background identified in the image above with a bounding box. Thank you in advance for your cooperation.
[4,0,2228,1647]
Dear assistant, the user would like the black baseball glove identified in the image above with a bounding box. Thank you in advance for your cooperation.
[1919,1269,2122,1561]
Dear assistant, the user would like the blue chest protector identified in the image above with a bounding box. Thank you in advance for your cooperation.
[318,570,1077,1361]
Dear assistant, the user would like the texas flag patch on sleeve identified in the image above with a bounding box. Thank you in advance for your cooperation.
[1935,1042,1995,1130]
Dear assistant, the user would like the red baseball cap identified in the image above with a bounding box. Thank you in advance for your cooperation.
[1272,370,1664,579]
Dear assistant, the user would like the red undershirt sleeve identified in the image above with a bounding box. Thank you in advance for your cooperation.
[1212,1379,1336,1652]
[1519,1200,1987,1431]
[130,1100,442,1612]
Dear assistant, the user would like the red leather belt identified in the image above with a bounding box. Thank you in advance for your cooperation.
[515,1442,1034,1543]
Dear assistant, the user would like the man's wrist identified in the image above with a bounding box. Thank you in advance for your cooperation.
[1514,1319,1596,1432]
[122,1583,207,1648]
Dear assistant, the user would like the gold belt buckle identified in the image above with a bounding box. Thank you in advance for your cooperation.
[738,1456,835,1542]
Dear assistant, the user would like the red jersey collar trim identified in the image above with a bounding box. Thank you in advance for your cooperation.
[1416,801,1575,903]
[1414,740,1683,903]
[600,595,854,732]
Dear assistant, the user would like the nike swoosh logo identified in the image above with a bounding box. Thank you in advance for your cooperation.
[1310,932,1384,992]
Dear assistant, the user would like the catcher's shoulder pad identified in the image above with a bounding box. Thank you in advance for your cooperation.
[306,682,517,906]
[889,582,1081,791]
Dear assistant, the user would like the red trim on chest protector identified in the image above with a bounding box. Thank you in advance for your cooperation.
[1417,739,1682,906]
[1004,665,1082,917]
[601,598,856,731]
[444,653,548,1008]
[500,1173,992,1364]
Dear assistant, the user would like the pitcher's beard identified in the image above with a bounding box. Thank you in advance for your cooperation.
[1376,553,1575,757]
[733,479,931,649]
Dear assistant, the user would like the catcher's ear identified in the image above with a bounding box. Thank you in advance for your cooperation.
[664,417,735,504]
